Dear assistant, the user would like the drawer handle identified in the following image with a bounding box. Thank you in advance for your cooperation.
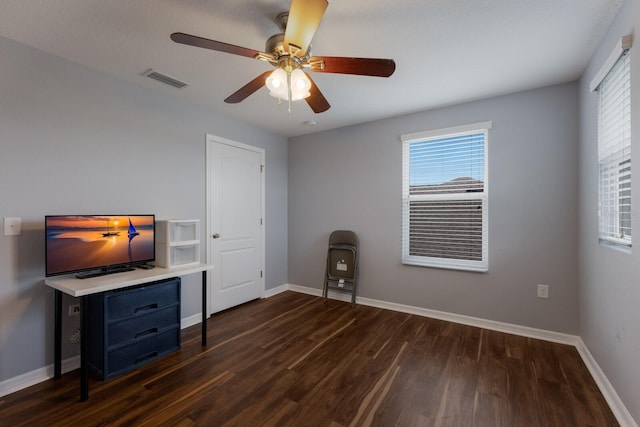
[135,351,158,365]
[134,303,159,313]
[135,328,159,339]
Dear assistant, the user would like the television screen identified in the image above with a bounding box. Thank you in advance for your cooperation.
[45,215,155,278]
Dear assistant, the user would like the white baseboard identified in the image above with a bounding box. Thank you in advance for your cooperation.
[286,284,322,297]
[575,338,638,427]
[283,284,577,344]
[181,313,202,329]
[263,284,289,298]
[360,294,577,345]
[0,355,80,398]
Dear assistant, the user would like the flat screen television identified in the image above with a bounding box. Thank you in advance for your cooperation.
[45,215,155,278]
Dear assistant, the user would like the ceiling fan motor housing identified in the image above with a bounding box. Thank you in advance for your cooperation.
[265,33,287,57]
[265,32,310,72]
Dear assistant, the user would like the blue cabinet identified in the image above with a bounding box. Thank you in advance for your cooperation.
[88,278,181,380]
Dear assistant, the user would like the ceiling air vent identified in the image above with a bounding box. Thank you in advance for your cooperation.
[141,69,188,89]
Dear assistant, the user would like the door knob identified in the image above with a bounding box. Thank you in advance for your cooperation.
[212,233,221,239]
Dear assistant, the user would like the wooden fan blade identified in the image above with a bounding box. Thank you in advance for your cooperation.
[309,56,396,77]
[305,74,330,113]
[171,32,261,59]
[224,71,272,104]
[284,0,328,57]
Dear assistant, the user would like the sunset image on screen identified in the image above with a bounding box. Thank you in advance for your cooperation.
[46,215,154,275]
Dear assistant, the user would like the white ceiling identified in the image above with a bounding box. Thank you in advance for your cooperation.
[0,0,624,137]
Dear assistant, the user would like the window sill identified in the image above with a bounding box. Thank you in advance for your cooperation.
[598,238,632,254]
[402,258,488,273]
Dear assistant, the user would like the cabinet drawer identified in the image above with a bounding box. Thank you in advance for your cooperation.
[108,305,179,347]
[106,279,179,320]
[106,327,180,379]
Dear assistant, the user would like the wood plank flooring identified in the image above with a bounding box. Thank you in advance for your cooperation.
[0,291,618,426]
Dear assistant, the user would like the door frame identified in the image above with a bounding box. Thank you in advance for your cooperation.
[205,133,266,317]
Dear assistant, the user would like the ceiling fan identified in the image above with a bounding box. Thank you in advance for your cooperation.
[170,0,396,113]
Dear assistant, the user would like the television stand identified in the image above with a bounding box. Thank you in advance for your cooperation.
[76,266,135,279]
[45,263,213,401]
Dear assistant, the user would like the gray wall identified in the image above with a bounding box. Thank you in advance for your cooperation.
[0,35,288,383]
[289,82,580,333]
[578,0,639,422]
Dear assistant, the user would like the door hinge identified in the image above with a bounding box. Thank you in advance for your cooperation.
[260,270,263,278]
[260,164,264,173]
[260,217,263,225]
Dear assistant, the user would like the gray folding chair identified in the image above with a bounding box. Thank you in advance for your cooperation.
[323,230,359,307]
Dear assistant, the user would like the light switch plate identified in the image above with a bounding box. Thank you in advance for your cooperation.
[4,217,22,236]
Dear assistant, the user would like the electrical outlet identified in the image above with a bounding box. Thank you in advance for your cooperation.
[537,284,549,299]
[68,304,80,316]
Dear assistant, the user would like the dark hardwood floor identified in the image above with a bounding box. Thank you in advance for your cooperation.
[0,291,618,426]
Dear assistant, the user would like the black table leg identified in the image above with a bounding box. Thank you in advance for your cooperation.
[80,295,89,401]
[54,290,62,379]
[202,270,207,346]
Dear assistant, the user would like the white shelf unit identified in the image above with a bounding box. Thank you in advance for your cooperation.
[155,220,200,267]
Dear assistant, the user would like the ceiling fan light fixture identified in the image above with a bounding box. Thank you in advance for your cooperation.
[266,68,311,101]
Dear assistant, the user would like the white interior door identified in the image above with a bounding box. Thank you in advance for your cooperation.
[207,134,264,314]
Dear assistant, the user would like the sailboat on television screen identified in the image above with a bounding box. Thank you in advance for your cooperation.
[128,217,140,238]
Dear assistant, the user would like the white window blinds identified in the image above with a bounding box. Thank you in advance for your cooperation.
[402,122,490,272]
[597,50,631,248]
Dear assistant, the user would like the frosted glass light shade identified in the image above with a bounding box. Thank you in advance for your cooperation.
[290,69,311,101]
[266,68,288,100]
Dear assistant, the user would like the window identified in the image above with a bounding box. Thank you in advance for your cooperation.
[593,36,631,249]
[402,122,490,272]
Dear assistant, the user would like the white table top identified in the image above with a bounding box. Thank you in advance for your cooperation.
[44,263,213,297]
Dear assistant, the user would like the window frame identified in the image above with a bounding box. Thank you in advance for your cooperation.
[592,35,632,250]
[401,121,491,272]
